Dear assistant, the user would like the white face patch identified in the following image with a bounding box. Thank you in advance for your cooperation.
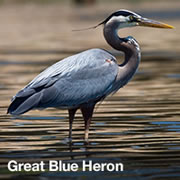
[106,15,138,29]
[107,15,129,24]
[105,9,142,29]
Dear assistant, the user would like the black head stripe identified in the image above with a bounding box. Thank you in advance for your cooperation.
[101,10,140,25]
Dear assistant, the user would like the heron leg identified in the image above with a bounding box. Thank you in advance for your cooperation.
[68,108,77,141]
[80,104,95,142]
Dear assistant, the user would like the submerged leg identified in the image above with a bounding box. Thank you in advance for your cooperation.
[68,108,78,140]
[80,104,95,142]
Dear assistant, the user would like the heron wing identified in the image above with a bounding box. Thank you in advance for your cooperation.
[8,48,118,114]
[43,48,118,107]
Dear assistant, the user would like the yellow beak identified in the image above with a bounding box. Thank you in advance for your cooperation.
[138,18,174,29]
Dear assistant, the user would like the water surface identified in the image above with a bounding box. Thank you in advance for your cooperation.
[0,3,180,180]
[0,50,180,180]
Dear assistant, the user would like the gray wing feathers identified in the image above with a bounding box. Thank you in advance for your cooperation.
[55,64,117,106]
[47,49,118,107]
[8,48,118,114]
[10,92,42,115]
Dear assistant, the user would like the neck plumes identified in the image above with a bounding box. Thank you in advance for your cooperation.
[103,22,141,89]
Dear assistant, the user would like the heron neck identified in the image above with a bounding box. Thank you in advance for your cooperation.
[103,23,141,89]
[103,24,134,61]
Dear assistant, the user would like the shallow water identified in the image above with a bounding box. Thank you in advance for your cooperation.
[0,50,180,179]
[0,2,180,179]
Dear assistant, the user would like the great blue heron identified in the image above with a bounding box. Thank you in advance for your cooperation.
[7,10,173,142]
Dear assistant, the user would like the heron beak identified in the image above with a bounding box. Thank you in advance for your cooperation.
[137,17,174,29]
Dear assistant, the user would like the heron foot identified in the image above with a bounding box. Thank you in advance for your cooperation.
[84,138,89,145]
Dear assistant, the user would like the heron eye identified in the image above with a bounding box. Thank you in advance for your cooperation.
[129,15,134,22]
[129,15,138,22]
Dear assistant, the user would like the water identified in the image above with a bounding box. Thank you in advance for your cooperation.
[0,2,180,180]
[0,50,180,179]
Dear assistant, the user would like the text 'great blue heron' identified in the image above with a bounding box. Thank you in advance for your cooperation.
[7,10,173,142]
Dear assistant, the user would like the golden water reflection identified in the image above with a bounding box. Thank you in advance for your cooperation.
[0,52,180,179]
[0,2,180,179]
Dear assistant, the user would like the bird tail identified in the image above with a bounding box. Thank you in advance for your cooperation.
[7,92,42,115]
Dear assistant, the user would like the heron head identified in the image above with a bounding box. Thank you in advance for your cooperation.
[102,9,174,29]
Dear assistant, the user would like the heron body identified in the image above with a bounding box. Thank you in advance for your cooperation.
[10,49,120,111]
[7,9,173,142]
